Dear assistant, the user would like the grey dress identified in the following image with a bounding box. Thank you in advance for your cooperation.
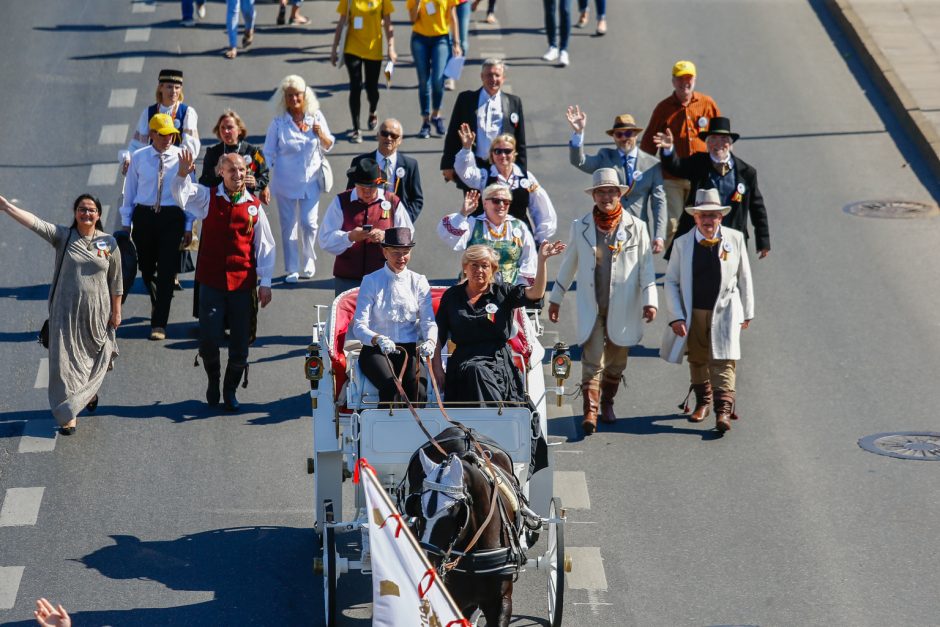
[32,219,122,425]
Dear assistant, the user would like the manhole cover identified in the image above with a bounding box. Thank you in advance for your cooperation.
[843,200,939,219]
[858,432,940,460]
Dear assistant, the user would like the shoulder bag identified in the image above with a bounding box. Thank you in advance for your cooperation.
[38,226,73,348]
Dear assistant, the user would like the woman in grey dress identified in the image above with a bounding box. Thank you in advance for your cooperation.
[0,194,122,435]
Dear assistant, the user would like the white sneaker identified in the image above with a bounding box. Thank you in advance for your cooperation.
[301,269,315,279]
[542,46,559,62]
[285,272,299,283]
[196,3,206,18]
[444,78,456,91]
[559,50,569,67]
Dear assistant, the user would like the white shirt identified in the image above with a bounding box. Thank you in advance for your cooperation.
[319,188,415,255]
[120,103,200,163]
[436,212,536,285]
[120,145,183,227]
[453,149,557,242]
[263,111,334,199]
[475,89,503,160]
[171,177,277,287]
[352,265,438,345]
[694,225,723,242]
[375,151,399,191]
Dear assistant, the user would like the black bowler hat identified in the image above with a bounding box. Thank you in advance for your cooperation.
[346,158,385,188]
[698,116,740,142]
[158,69,184,84]
[381,227,416,248]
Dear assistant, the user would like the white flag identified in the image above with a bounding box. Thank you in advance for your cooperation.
[356,459,469,627]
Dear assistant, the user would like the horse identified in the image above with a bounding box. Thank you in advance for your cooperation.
[401,426,531,627]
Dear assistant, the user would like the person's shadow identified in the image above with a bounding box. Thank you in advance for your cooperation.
[601,412,725,440]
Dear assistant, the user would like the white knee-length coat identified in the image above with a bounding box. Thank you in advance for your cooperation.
[661,226,754,363]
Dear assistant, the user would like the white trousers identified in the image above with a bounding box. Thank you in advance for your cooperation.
[275,192,319,275]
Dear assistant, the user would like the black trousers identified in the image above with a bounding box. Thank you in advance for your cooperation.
[345,53,381,131]
[199,283,252,369]
[359,343,427,404]
[131,205,185,328]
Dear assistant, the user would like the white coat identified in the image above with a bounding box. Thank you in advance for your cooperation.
[549,211,657,347]
[660,226,755,364]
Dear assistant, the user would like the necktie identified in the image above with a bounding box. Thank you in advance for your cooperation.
[699,237,721,248]
[383,158,392,192]
[713,161,730,177]
[154,153,165,213]
[622,154,634,185]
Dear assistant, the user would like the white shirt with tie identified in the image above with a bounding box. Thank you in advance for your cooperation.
[120,145,183,227]
[475,89,503,160]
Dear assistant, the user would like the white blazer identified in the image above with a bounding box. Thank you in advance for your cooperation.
[549,212,657,346]
[660,226,755,364]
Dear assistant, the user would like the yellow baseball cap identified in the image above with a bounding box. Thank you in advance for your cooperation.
[148,113,180,135]
[672,60,697,77]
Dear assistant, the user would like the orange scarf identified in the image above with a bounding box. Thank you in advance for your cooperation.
[592,203,623,232]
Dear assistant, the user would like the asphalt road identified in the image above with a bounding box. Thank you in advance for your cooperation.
[1,0,939,625]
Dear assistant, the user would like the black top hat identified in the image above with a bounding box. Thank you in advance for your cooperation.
[698,116,740,142]
[158,69,184,84]
[346,158,385,188]
[381,227,415,248]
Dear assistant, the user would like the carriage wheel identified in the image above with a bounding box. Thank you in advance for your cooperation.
[323,524,338,627]
[546,497,565,627]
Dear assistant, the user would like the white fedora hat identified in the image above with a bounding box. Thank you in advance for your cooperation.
[684,188,731,216]
[584,168,630,195]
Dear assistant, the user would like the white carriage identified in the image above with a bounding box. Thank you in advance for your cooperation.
[304,287,573,626]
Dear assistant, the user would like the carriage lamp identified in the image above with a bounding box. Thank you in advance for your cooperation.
[304,344,324,407]
[550,342,571,407]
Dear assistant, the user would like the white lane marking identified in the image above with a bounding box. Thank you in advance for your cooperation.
[554,471,590,509]
[0,566,25,610]
[479,51,505,60]
[108,88,137,108]
[19,419,57,453]
[100,204,111,227]
[124,27,152,43]
[118,56,146,73]
[131,2,156,13]
[565,547,608,590]
[0,487,45,526]
[98,124,129,145]
[88,164,119,186]
[33,358,48,389]
[477,33,502,40]
[554,450,582,454]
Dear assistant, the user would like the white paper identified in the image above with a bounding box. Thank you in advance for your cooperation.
[424,1,436,15]
[384,60,394,89]
[353,15,363,29]
[443,55,465,81]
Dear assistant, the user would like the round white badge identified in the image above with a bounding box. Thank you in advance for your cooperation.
[698,116,708,128]
[736,183,746,194]
[510,112,519,125]
[722,240,732,252]
[633,170,643,182]
[381,200,392,211]
[512,227,522,238]
[173,118,181,129]
[95,240,109,250]
[396,166,405,179]
[519,178,530,189]
[247,205,259,217]
[616,230,626,241]
[485,303,498,314]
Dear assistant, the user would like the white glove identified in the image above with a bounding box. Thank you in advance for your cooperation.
[418,340,435,358]
[375,335,396,355]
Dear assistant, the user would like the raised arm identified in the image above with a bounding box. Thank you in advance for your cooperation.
[0,195,38,230]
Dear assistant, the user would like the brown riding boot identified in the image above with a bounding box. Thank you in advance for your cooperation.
[714,389,735,433]
[599,378,619,424]
[581,381,600,435]
[689,382,712,423]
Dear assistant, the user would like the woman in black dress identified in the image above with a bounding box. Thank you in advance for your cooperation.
[200,110,270,205]
[432,241,564,405]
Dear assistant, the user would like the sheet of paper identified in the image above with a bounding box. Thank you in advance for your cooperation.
[384,60,394,89]
[443,55,464,81]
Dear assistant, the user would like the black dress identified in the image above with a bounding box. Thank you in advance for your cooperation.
[436,281,540,405]
[199,141,270,193]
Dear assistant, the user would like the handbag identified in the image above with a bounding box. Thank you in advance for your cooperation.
[38,226,72,348]
[318,142,334,193]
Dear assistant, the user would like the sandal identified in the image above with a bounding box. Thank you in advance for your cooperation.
[576,10,589,27]
[243,29,254,47]
[290,14,310,25]
[367,113,378,131]
[276,4,286,25]
[86,394,99,413]
[224,48,237,59]
[485,12,496,24]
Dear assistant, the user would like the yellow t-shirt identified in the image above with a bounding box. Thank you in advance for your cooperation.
[339,0,394,61]
[407,0,456,38]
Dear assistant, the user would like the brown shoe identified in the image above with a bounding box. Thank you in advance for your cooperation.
[714,389,735,433]
[581,381,600,435]
[689,382,712,423]
[599,378,619,424]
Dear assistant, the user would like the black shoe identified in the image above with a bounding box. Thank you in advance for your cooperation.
[59,425,76,436]
[86,394,99,413]
[276,4,286,25]
[204,360,222,407]
[222,365,245,412]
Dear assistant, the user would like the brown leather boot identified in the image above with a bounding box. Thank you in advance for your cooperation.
[581,381,600,435]
[599,378,619,424]
[714,389,735,433]
[689,382,712,423]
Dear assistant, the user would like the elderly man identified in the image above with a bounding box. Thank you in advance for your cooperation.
[441,58,526,185]
[173,151,275,412]
[661,188,754,433]
[120,113,187,341]
[640,60,721,247]
[567,107,667,253]
[548,168,657,435]
[654,116,770,259]
[346,118,424,222]
[320,158,414,295]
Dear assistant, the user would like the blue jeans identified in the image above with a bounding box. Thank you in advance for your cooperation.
[226,0,256,47]
[180,0,205,20]
[454,1,471,57]
[543,0,571,50]
[577,0,605,16]
[411,33,449,117]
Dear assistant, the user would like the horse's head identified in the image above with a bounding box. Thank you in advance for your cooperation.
[411,449,471,553]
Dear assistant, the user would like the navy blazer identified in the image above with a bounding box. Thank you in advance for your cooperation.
[440,88,526,172]
[346,150,424,222]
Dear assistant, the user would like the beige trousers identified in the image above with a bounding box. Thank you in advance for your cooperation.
[663,177,691,248]
[581,315,629,385]
[687,308,736,391]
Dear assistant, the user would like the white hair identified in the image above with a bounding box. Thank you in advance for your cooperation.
[270,74,320,116]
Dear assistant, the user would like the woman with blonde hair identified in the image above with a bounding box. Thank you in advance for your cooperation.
[263,75,335,283]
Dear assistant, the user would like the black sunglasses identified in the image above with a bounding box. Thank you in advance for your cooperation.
[380,130,401,139]
[492,148,514,156]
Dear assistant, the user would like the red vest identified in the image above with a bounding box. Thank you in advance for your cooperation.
[196,190,259,292]
[332,190,399,279]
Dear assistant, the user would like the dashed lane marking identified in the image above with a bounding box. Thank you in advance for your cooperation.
[0,566,25,610]
[108,88,137,108]
[554,471,590,509]
[131,1,156,13]
[33,358,48,389]
[124,27,151,43]
[118,56,146,73]
[477,33,502,40]
[565,547,608,590]
[88,164,119,187]
[98,124,129,145]
[19,419,57,454]
[479,50,505,60]
[0,487,45,526]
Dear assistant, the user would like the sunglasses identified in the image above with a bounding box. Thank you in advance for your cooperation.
[380,130,401,139]
[486,197,511,205]
[614,130,639,139]
[492,148,514,156]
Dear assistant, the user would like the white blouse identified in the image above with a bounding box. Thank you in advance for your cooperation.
[352,265,438,345]
[263,111,334,200]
